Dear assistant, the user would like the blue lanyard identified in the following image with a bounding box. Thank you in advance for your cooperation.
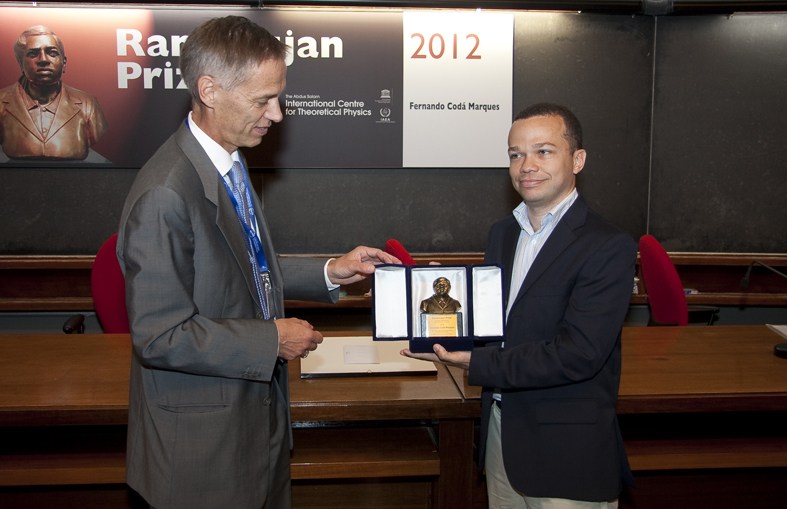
[221,168,269,274]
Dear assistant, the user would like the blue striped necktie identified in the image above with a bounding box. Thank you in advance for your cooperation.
[229,161,272,319]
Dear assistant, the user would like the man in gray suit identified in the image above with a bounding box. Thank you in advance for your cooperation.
[117,16,397,509]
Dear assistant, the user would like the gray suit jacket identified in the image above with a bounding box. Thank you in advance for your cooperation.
[117,122,337,509]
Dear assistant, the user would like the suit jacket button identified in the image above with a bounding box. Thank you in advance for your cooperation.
[263,397,271,406]
[255,311,263,319]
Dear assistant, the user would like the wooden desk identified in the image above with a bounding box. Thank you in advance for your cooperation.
[3,327,787,508]
[0,334,130,427]
[447,325,787,508]
[288,351,479,508]
[619,325,787,412]
[0,333,477,509]
[448,325,787,407]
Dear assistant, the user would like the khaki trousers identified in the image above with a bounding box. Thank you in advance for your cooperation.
[484,402,619,509]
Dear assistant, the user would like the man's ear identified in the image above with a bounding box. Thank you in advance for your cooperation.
[572,149,587,175]
[197,75,217,108]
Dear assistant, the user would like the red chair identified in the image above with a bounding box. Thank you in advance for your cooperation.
[638,234,718,326]
[63,233,129,333]
[384,238,416,265]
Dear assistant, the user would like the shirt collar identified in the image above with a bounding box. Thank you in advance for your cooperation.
[513,188,578,234]
[17,81,61,112]
[187,111,239,177]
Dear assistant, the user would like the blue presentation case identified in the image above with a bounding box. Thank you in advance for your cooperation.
[372,264,505,353]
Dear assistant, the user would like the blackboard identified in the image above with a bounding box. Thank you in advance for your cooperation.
[2,11,785,255]
[650,14,787,252]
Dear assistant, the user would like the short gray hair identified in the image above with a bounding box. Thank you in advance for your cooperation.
[179,16,288,104]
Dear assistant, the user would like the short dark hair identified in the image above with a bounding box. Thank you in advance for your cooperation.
[514,103,583,152]
[180,16,288,104]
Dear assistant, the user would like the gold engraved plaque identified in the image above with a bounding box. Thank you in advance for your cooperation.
[421,312,462,337]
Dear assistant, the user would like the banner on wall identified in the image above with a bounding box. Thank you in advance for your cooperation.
[403,10,513,168]
[0,6,511,168]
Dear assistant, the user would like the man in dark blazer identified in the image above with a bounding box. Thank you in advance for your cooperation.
[117,17,396,509]
[404,103,636,508]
